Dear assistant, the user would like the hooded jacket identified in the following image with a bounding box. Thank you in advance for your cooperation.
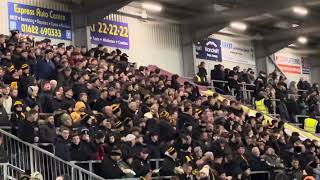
[70,101,86,124]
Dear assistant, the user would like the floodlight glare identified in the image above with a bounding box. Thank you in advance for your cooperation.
[142,2,163,12]
[292,6,308,16]
[297,36,308,44]
[230,21,247,31]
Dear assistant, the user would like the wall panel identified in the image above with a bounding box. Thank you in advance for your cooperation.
[92,11,183,75]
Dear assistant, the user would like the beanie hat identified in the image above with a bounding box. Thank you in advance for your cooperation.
[111,104,120,114]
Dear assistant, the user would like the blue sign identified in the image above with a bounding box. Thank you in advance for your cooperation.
[90,20,130,49]
[195,38,222,61]
[8,2,72,40]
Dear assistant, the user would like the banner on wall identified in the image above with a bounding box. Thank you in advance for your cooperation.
[301,57,311,75]
[221,40,255,65]
[275,54,301,74]
[90,19,130,49]
[8,2,72,40]
[194,38,222,61]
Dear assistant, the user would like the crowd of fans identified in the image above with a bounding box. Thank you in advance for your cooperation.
[196,62,320,124]
[0,30,319,180]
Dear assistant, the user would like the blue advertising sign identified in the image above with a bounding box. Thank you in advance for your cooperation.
[8,2,72,40]
[195,38,222,62]
[90,20,130,49]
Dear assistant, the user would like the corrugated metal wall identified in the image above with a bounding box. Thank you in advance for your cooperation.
[98,12,183,75]
[0,0,71,44]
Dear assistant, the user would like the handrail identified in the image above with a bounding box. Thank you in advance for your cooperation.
[0,128,105,180]
[0,162,25,179]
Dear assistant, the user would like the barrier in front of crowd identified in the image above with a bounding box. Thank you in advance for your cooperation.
[210,79,255,104]
[150,65,319,141]
[70,159,165,178]
[0,162,25,179]
[0,128,105,180]
[71,159,281,180]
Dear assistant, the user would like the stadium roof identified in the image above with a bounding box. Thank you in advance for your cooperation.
[55,0,320,56]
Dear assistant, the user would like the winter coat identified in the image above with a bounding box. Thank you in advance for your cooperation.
[18,73,35,99]
[100,156,125,179]
[249,156,269,171]
[132,158,151,177]
[70,142,91,161]
[54,136,71,161]
[39,124,56,143]
[38,91,53,113]
[17,120,37,143]
[0,106,9,126]
[24,96,40,110]
[35,59,56,80]
[160,155,177,176]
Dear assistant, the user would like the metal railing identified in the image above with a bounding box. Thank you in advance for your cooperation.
[70,159,165,177]
[0,128,104,180]
[0,163,25,180]
[69,159,282,180]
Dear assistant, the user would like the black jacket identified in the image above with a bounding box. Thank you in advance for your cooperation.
[54,136,71,161]
[70,142,91,161]
[39,124,56,143]
[132,158,151,177]
[91,98,108,111]
[249,156,269,171]
[17,120,37,143]
[62,97,76,112]
[18,73,35,99]
[24,96,39,109]
[100,156,124,179]
[38,91,53,113]
[0,106,9,126]
[146,141,161,159]
[51,97,64,111]
[160,156,177,176]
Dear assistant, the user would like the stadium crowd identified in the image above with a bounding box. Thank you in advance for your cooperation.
[196,62,320,125]
[0,30,319,180]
